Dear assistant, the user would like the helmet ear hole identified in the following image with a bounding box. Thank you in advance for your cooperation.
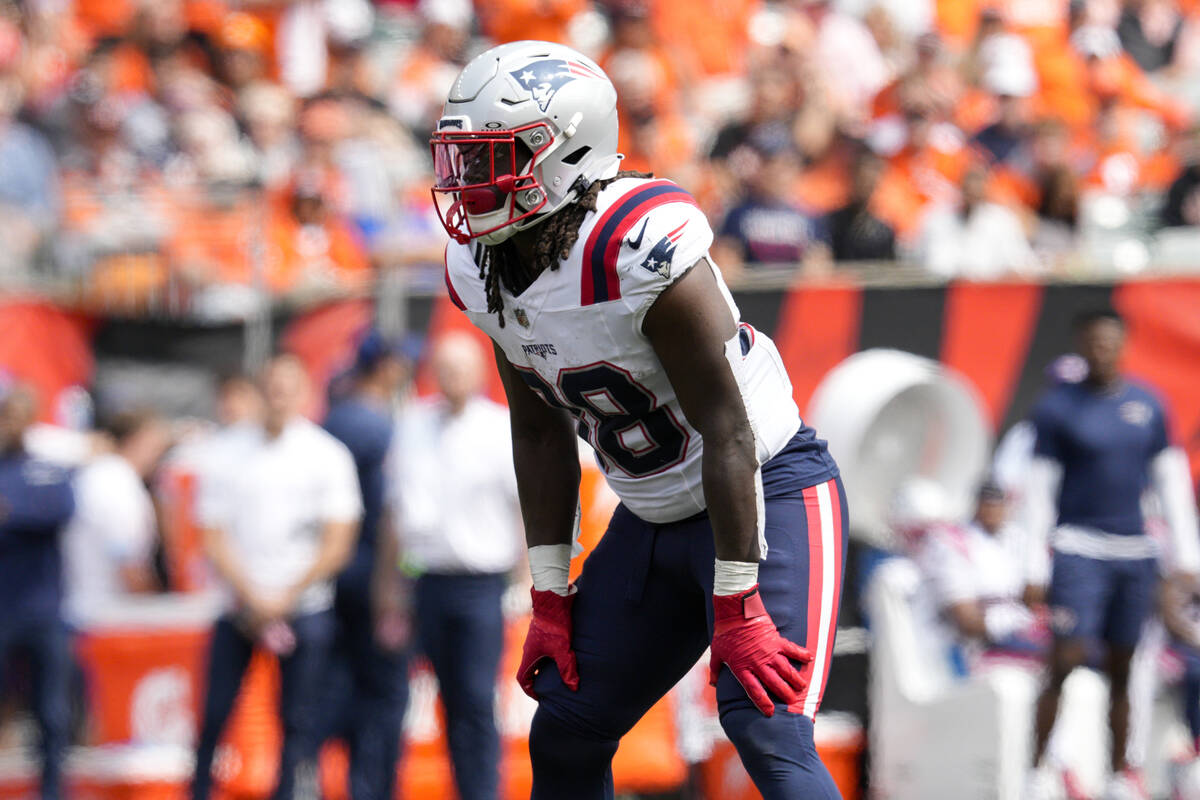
[561,146,591,166]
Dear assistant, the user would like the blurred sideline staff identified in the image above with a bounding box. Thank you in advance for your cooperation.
[917,478,1045,662]
[191,354,362,800]
[0,384,75,800]
[61,410,170,625]
[385,332,522,800]
[1022,310,1200,799]
[320,331,415,800]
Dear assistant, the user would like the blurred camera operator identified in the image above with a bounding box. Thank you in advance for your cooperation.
[191,354,361,800]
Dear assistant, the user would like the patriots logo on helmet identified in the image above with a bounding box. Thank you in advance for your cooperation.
[510,58,603,113]
[639,221,689,278]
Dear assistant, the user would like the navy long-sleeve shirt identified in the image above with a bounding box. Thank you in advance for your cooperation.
[0,451,75,620]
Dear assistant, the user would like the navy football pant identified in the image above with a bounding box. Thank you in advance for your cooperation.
[416,572,507,800]
[529,477,848,800]
[192,610,334,800]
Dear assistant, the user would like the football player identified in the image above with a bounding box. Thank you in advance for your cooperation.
[430,41,846,799]
[1022,310,1200,800]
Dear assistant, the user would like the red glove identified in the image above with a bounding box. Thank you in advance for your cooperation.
[517,587,580,699]
[709,586,812,716]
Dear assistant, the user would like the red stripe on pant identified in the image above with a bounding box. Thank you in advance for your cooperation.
[789,478,844,718]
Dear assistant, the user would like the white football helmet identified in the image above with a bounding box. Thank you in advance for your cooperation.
[430,40,621,245]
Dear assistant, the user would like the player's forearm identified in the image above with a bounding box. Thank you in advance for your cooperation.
[702,419,761,564]
[512,419,580,549]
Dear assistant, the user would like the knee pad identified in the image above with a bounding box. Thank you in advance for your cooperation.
[528,706,619,775]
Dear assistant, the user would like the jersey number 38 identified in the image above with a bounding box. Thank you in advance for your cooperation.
[517,362,689,478]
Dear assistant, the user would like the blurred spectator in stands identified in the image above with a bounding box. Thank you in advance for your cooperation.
[321,330,414,800]
[917,478,1046,661]
[713,142,831,278]
[390,332,521,800]
[871,32,961,123]
[239,82,299,189]
[973,91,1034,168]
[607,46,695,179]
[215,13,271,95]
[275,0,373,98]
[790,0,890,125]
[1117,0,1186,73]
[710,66,801,163]
[1033,165,1082,266]
[192,354,360,800]
[871,98,971,239]
[0,384,75,800]
[172,107,257,187]
[826,147,896,262]
[333,98,423,247]
[476,0,588,51]
[266,170,370,293]
[709,64,806,210]
[647,0,757,92]
[1161,126,1200,227]
[914,161,1038,279]
[62,410,169,625]
[601,3,680,115]
[388,0,471,135]
[0,69,59,277]
[295,96,349,195]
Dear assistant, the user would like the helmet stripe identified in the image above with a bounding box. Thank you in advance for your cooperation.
[581,181,698,306]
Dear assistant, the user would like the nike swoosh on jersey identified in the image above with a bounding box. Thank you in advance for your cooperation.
[625,218,649,250]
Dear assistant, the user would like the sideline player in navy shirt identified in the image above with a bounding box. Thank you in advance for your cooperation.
[0,384,75,800]
[321,331,414,800]
[1023,310,1200,800]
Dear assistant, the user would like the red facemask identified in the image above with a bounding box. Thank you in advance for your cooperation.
[430,122,552,244]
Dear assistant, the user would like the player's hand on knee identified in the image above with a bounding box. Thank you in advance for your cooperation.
[517,586,580,699]
[709,586,812,717]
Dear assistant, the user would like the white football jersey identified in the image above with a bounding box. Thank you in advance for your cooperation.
[445,176,802,523]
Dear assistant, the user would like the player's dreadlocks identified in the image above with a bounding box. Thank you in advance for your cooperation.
[479,170,653,327]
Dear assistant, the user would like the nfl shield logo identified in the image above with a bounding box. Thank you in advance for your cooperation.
[514,307,530,328]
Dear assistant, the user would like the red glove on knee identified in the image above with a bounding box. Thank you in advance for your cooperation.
[517,587,580,699]
[709,586,812,716]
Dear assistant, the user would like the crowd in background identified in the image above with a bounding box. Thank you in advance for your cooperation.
[3,0,1200,311]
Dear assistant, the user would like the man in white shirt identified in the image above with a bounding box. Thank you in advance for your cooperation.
[915,163,1039,280]
[387,332,522,800]
[62,410,170,625]
[191,354,362,800]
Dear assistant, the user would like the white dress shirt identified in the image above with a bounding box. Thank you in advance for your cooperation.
[391,396,522,575]
[62,454,156,625]
[197,418,362,614]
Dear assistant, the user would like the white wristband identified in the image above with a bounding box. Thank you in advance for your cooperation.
[713,558,759,596]
[529,544,572,596]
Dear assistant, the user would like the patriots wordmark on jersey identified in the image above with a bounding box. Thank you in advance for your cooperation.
[445,176,802,523]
